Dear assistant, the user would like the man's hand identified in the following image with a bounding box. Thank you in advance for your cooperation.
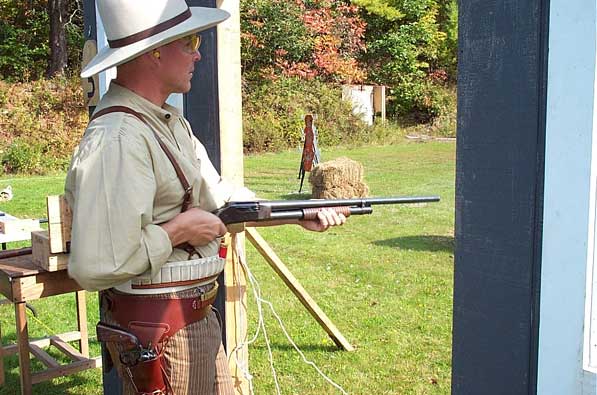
[298,207,346,232]
[160,207,227,247]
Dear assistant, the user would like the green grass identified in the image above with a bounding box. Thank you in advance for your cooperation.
[0,140,455,394]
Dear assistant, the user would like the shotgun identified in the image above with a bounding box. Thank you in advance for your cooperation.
[213,196,440,225]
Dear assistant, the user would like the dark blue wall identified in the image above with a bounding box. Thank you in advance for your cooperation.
[185,0,221,170]
[183,0,227,352]
[452,0,549,394]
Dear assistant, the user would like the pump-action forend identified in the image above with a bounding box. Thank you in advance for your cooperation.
[213,196,440,225]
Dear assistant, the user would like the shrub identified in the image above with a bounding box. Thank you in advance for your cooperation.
[0,77,86,174]
[408,84,457,138]
[1,138,44,174]
[242,76,369,152]
[355,0,456,121]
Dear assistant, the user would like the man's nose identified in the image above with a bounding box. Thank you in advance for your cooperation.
[193,50,201,62]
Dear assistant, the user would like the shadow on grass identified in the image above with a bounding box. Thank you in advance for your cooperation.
[276,192,313,200]
[373,235,454,252]
[0,354,100,395]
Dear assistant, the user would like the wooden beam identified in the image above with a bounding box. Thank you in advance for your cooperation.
[29,344,60,368]
[245,227,355,352]
[31,357,101,384]
[2,331,82,356]
[51,337,86,362]
[224,233,249,393]
[15,302,32,395]
[75,291,89,357]
[0,319,4,385]
[216,1,249,392]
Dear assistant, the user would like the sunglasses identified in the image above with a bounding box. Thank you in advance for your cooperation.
[182,34,201,54]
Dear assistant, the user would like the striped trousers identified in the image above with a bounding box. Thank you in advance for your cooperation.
[102,287,235,395]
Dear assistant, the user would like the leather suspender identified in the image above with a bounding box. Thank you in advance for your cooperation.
[90,106,198,256]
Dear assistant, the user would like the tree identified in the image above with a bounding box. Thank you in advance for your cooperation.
[352,0,451,120]
[47,0,67,77]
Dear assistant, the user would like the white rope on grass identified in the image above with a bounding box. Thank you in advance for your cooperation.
[230,234,349,395]
[229,235,281,395]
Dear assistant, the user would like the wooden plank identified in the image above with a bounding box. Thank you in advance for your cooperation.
[2,332,82,356]
[224,233,249,394]
[15,302,32,395]
[46,195,72,254]
[12,271,82,303]
[0,318,4,385]
[0,255,42,278]
[75,291,89,357]
[29,344,60,369]
[245,227,355,352]
[31,357,101,384]
[31,231,69,271]
[51,337,86,361]
[0,219,41,236]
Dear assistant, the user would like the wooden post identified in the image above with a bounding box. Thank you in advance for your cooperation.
[216,1,249,393]
[0,319,4,386]
[75,291,89,358]
[15,302,32,395]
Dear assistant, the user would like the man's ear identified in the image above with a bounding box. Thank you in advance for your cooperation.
[143,49,162,69]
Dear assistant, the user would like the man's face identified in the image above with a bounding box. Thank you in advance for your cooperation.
[156,34,201,94]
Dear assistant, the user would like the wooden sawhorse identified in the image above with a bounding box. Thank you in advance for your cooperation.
[0,253,101,395]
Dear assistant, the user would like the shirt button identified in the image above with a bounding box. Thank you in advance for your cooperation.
[165,114,171,119]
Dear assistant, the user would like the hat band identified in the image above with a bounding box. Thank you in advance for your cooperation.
[108,8,192,48]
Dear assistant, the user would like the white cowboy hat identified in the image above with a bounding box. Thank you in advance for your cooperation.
[81,0,230,78]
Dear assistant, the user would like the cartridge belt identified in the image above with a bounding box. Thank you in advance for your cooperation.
[130,255,225,290]
[103,283,218,347]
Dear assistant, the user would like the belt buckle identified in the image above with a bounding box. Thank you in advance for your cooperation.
[193,282,218,308]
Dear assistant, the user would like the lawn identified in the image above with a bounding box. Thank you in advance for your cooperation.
[0,140,455,394]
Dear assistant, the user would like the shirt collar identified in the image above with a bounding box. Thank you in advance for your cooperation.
[108,83,182,123]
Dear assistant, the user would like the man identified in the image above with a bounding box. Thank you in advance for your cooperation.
[66,0,346,394]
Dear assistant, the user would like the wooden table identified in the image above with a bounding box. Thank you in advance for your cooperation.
[0,253,101,394]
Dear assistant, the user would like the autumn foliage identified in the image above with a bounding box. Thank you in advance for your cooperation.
[241,0,367,84]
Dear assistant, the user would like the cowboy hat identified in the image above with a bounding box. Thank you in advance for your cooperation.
[81,0,230,78]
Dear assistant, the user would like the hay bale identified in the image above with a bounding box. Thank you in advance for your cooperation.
[308,157,369,199]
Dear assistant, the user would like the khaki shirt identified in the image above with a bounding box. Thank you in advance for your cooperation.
[65,83,231,291]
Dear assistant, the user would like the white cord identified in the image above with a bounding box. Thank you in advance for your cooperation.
[230,234,349,395]
[229,235,282,394]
